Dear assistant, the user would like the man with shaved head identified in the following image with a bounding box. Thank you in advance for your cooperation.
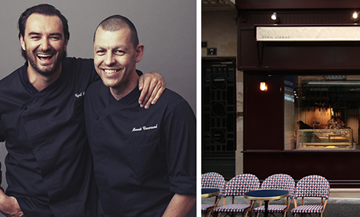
[84,15,196,216]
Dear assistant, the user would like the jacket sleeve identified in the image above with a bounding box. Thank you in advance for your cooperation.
[0,117,4,142]
[164,97,196,195]
[0,118,4,191]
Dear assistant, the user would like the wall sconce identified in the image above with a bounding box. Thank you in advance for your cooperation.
[352,11,359,22]
[260,81,268,91]
[271,12,279,23]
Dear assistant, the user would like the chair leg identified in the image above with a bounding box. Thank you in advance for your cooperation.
[246,211,252,217]
[208,210,216,217]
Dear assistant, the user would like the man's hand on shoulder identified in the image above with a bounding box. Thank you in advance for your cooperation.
[138,72,166,109]
[0,192,23,217]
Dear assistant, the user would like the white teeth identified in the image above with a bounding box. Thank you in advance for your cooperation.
[104,69,117,74]
[37,54,52,58]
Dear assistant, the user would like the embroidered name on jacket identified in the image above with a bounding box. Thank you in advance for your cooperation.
[75,91,86,98]
[132,124,158,132]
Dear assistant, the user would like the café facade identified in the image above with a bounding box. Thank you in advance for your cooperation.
[237,0,360,188]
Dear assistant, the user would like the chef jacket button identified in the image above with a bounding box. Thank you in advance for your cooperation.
[95,115,99,120]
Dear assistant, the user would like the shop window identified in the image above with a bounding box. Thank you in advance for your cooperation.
[285,75,360,150]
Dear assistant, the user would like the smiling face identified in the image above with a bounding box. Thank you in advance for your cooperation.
[20,13,67,78]
[93,26,143,97]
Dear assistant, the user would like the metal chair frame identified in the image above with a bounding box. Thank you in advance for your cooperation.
[213,174,260,217]
[291,175,330,217]
[201,172,226,217]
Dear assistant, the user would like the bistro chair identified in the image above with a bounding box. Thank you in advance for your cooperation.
[201,172,226,217]
[213,173,260,217]
[253,173,295,217]
[291,175,330,217]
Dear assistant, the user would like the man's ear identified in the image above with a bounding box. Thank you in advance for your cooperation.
[20,35,26,51]
[135,44,144,63]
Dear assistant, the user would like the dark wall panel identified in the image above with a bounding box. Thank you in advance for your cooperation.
[244,151,360,187]
[244,74,284,150]
[259,42,360,70]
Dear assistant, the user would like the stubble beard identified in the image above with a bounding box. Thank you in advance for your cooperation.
[26,48,65,77]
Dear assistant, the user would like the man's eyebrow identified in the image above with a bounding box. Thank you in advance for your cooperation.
[28,32,63,37]
[49,33,63,37]
[28,32,41,36]
[95,45,128,50]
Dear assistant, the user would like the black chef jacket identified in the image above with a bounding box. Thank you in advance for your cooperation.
[0,57,99,217]
[84,83,196,217]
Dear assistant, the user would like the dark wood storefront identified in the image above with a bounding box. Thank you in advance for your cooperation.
[238,0,360,187]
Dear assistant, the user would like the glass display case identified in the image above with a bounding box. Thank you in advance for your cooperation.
[296,129,354,150]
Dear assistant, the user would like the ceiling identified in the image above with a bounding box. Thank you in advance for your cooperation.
[202,0,236,11]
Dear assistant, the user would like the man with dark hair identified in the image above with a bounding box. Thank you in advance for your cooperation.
[85,14,196,216]
[0,4,165,217]
[18,3,70,61]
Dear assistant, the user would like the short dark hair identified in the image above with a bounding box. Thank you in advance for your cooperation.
[18,4,70,60]
[94,15,139,48]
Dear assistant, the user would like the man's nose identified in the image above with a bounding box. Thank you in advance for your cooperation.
[105,52,115,65]
[39,38,51,51]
